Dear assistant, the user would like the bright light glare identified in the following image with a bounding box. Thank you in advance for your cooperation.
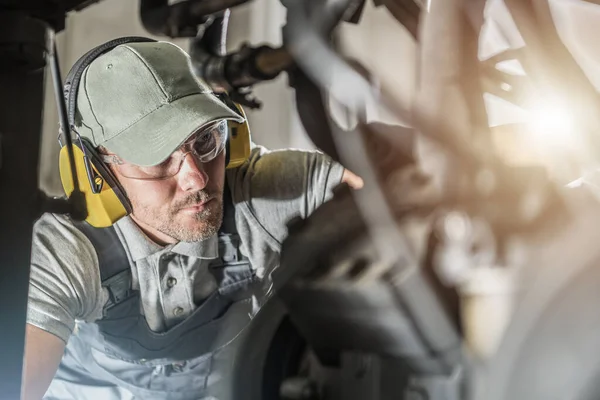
[526,100,576,148]
[521,98,587,183]
[492,97,585,182]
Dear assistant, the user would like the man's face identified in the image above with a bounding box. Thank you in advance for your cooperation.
[116,151,226,243]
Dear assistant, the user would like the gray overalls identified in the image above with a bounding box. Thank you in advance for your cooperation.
[45,191,269,400]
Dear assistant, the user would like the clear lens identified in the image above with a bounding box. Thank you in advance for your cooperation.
[191,120,228,163]
[112,120,228,180]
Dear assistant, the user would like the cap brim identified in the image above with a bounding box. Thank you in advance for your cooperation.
[102,92,244,166]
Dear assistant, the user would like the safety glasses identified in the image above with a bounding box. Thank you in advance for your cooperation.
[100,120,228,180]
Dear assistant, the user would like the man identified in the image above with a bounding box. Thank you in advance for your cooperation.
[23,39,361,399]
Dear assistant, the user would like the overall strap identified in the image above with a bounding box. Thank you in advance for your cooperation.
[219,183,237,235]
[215,184,249,267]
[73,221,133,310]
[73,221,129,281]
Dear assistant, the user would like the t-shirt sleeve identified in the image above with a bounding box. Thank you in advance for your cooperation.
[228,145,345,245]
[27,213,105,344]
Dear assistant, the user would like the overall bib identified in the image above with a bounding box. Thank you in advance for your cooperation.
[45,193,269,400]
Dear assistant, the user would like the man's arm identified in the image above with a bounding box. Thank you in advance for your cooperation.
[22,325,66,400]
[22,213,105,399]
[228,146,357,245]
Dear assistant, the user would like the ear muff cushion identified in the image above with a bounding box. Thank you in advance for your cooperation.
[59,140,132,228]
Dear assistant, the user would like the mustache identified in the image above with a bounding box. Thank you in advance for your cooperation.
[174,190,216,210]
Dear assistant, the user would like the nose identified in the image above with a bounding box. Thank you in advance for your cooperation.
[177,153,209,191]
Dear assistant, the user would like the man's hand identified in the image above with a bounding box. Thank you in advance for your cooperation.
[342,169,364,190]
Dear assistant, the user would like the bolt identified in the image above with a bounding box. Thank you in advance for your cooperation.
[442,212,471,242]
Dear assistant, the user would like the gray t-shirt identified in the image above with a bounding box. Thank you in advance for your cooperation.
[27,145,344,343]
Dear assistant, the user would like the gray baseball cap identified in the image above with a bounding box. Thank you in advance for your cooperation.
[72,41,244,166]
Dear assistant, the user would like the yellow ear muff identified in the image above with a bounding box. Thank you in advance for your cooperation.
[59,37,153,228]
[59,144,129,228]
[226,104,252,169]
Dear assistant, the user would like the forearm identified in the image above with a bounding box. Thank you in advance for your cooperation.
[21,324,65,400]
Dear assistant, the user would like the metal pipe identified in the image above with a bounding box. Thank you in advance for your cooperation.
[140,0,250,38]
[281,0,493,171]
[282,0,417,279]
[189,12,293,107]
[204,11,229,56]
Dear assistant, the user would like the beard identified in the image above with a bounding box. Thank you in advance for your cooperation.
[133,189,224,243]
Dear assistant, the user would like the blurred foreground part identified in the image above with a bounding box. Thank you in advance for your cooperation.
[271,0,600,399]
